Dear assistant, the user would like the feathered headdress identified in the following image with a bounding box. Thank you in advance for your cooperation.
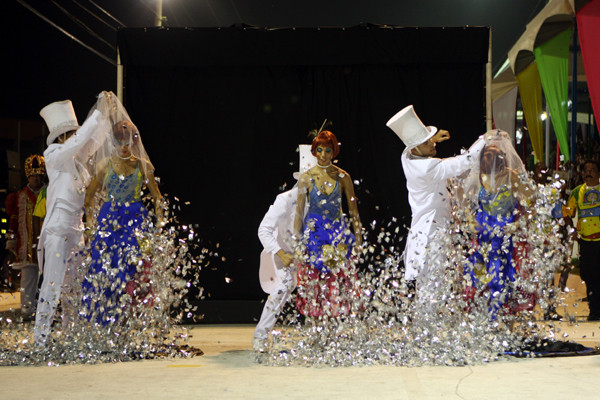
[307,119,332,139]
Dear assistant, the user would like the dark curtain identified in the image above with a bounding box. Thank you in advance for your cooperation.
[118,25,489,301]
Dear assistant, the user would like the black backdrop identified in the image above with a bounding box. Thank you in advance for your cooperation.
[117,25,489,321]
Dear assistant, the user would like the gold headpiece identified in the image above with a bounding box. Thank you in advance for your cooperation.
[25,154,45,178]
[307,119,331,139]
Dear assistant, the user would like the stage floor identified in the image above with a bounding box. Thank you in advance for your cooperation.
[1,273,600,399]
[0,322,598,399]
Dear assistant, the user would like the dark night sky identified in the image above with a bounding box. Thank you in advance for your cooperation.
[3,0,546,121]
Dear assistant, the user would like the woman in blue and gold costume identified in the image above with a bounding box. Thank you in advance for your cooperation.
[463,135,533,316]
[81,94,162,325]
[294,130,362,317]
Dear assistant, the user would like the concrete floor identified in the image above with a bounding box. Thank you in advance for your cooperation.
[0,323,599,400]
[1,274,599,399]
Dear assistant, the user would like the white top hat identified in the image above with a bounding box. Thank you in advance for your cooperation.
[386,105,437,149]
[293,144,318,179]
[40,100,81,146]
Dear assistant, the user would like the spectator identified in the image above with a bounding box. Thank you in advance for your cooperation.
[564,160,600,321]
[5,155,46,321]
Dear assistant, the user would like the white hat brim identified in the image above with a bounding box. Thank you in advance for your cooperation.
[46,124,80,146]
[407,125,438,150]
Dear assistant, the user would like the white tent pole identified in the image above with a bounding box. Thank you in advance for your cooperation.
[545,104,550,165]
[486,28,492,131]
[117,46,123,102]
[156,0,163,27]
[570,18,578,163]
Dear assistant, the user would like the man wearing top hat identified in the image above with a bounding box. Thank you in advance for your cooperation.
[35,95,109,345]
[252,145,317,352]
[386,105,488,290]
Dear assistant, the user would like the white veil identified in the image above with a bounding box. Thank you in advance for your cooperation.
[458,132,531,210]
[86,91,154,184]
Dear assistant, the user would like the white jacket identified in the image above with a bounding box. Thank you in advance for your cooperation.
[258,187,298,257]
[401,138,485,280]
[38,110,107,271]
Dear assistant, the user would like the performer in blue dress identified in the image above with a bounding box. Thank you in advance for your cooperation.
[294,130,362,317]
[81,96,162,325]
[468,173,518,314]
[303,174,355,274]
[463,138,533,316]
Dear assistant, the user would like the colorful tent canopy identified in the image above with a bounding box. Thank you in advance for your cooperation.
[576,0,600,139]
[534,28,572,161]
[502,0,596,165]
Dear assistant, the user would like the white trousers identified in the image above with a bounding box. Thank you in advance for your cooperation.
[34,208,83,346]
[414,228,447,320]
[254,264,296,340]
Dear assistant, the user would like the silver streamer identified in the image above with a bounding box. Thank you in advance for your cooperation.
[257,173,574,366]
[0,172,578,367]
[0,193,204,366]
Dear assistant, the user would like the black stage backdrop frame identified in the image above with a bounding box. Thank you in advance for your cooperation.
[117,25,489,323]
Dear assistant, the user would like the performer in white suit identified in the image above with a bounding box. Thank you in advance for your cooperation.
[252,145,317,352]
[386,105,486,288]
[35,95,109,345]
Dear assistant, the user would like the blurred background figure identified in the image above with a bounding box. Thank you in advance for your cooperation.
[5,154,46,321]
[564,160,600,321]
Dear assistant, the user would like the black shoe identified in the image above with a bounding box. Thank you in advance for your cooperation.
[21,313,35,322]
[544,313,562,321]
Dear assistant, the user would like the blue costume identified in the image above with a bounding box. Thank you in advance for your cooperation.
[82,162,147,324]
[467,184,518,314]
[297,174,357,317]
[304,176,355,273]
